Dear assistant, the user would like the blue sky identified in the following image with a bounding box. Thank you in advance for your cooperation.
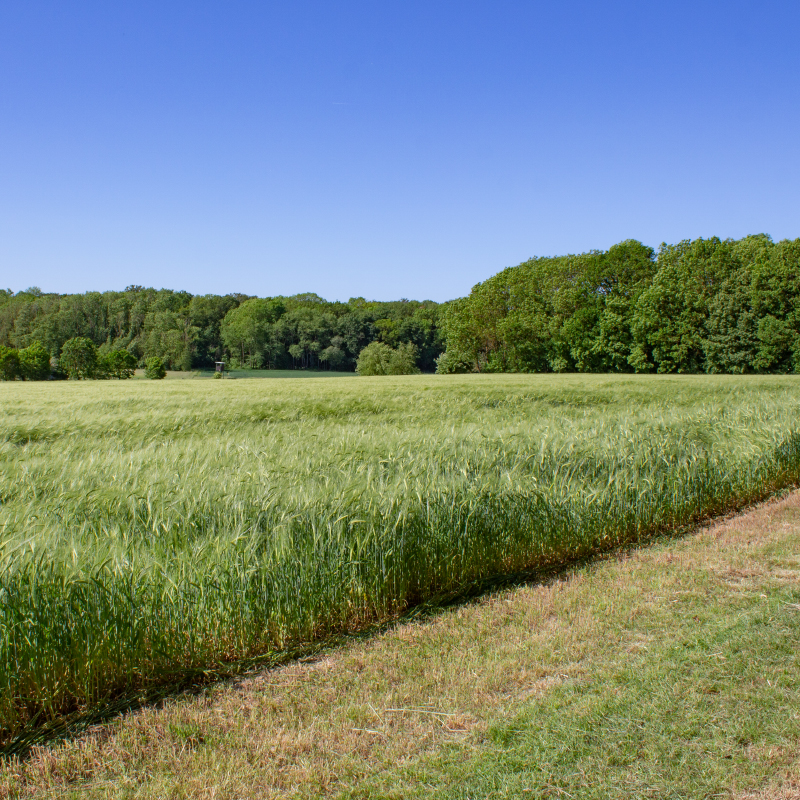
[1,1,798,301]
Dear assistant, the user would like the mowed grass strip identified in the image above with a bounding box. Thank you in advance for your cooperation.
[4,490,800,799]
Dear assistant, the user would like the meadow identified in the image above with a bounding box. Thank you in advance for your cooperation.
[130,369,357,380]
[2,374,800,749]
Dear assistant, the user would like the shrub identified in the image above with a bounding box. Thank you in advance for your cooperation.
[356,342,420,376]
[386,342,420,375]
[356,342,394,375]
[435,348,472,374]
[59,337,98,380]
[19,342,51,380]
[0,346,20,381]
[102,350,138,380]
[145,356,167,380]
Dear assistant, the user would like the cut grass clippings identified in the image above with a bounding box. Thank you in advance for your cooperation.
[4,490,800,799]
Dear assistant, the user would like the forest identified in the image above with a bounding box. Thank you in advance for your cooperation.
[1,233,799,377]
[0,290,443,375]
[438,233,800,375]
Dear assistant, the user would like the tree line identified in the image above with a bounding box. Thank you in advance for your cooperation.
[437,234,800,374]
[2,233,799,380]
[0,288,442,378]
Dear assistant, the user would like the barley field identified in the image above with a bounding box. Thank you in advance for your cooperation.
[2,374,800,747]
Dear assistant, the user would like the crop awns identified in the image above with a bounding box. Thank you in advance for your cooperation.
[1,373,800,747]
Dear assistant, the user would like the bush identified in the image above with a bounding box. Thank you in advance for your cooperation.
[59,337,98,380]
[19,342,51,380]
[356,341,420,376]
[0,346,20,381]
[435,349,473,374]
[386,342,420,375]
[355,342,394,375]
[102,350,137,380]
[145,356,167,380]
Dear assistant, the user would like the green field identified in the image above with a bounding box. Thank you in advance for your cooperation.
[2,374,800,748]
[131,369,357,380]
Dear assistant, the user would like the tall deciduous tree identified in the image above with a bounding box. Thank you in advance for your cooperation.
[19,341,51,380]
[0,346,20,380]
[221,298,285,368]
[102,349,138,379]
[59,337,98,379]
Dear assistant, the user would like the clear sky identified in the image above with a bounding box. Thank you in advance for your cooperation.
[1,1,798,302]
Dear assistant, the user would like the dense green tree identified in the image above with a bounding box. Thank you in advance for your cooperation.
[0,346,20,380]
[276,307,337,369]
[142,311,199,370]
[438,235,800,375]
[0,287,445,373]
[189,294,240,366]
[19,341,51,380]
[375,310,442,372]
[336,310,375,367]
[629,238,734,373]
[356,341,420,375]
[145,356,167,379]
[754,315,798,373]
[221,298,284,368]
[704,269,760,373]
[4,234,799,378]
[101,349,138,379]
[59,337,98,379]
[319,336,348,370]
[439,241,655,374]
[747,236,800,372]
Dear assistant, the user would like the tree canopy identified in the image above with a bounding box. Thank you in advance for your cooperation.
[2,233,800,379]
[0,288,442,376]
[437,234,800,374]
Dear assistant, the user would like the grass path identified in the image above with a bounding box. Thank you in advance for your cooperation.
[4,491,800,799]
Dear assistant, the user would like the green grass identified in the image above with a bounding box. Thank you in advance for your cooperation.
[346,500,800,800]
[441,606,799,799]
[2,374,800,748]
[197,369,357,379]
[132,368,356,379]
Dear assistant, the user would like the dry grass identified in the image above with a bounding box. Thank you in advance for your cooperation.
[2,578,598,797]
[4,490,800,798]
[739,774,800,800]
